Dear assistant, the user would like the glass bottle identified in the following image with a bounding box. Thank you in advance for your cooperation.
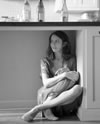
[62,0,68,22]
[37,0,45,22]
[23,0,31,22]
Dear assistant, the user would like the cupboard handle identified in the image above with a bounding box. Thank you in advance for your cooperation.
[99,31,100,34]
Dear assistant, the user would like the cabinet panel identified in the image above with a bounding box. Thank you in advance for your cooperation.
[83,0,98,8]
[66,0,82,8]
[87,28,100,108]
[66,0,99,10]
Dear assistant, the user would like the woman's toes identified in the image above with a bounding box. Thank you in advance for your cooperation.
[44,109,59,121]
[21,114,33,122]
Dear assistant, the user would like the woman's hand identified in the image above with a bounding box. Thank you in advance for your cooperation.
[55,67,70,75]
[65,71,79,82]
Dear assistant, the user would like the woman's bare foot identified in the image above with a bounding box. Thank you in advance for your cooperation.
[44,109,59,121]
[21,113,33,122]
[21,106,39,122]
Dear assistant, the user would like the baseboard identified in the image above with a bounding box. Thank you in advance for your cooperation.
[0,99,37,117]
[77,107,100,121]
[0,108,30,117]
[0,107,43,119]
[0,100,37,109]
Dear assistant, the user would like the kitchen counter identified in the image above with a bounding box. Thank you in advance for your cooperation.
[0,22,100,26]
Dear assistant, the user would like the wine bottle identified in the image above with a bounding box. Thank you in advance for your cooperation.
[37,0,45,22]
[23,0,31,22]
[62,0,68,22]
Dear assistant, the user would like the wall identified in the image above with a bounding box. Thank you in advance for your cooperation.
[0,0,61,22]
[0,0,82,22]
[0,30,76,110]
[0,31,50,109]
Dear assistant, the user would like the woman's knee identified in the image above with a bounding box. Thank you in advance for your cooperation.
[72,85,82,98]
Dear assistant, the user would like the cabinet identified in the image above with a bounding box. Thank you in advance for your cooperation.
[78,27,100,121]
[87,28,100,109]
[67,0,99,11]
[82,0,99,9]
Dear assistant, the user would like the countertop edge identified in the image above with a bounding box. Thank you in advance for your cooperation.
[0,22,100,26]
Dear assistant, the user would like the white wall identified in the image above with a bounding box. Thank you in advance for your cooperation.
[0,30,75,109]
[0,31,51,109]
[0,0,61,22]
[0,0,82,22]
[0,0,100,22]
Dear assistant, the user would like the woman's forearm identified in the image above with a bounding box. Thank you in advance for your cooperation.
[43,72,66,88]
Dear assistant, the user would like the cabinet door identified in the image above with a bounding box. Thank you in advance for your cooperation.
[86,28,100,108]
[66,0,82,8]
[82,0,99,9]
[67,0,99,10]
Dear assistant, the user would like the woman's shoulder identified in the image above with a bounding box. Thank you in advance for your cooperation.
[64,55,76,70]
[40,57,50,66]
[69,55,76,70]
[69,55,76,63]
[64,55,76,63]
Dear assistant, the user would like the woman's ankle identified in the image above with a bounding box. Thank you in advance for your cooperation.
[35,105,44,112]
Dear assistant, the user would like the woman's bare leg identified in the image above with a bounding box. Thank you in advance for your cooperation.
[60,85,83,105]
[42,85,82,107]
[22,85,82,121]
[43,96,59,120]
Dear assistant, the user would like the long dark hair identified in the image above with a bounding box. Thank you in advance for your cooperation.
[46,31,72,62]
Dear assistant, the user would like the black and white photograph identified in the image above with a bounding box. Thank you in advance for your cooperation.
[0,0,100,124]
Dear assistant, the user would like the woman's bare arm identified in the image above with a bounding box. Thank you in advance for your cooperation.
[41,67,79,88]
[66,71,79,82]
[40,57,79,88]
[41,72,66,88]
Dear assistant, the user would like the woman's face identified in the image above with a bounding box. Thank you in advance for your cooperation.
[50,34,63,53]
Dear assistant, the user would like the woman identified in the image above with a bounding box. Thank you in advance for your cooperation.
[22,31,82,122]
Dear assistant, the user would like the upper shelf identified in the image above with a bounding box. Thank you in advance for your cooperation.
[0,22,100,26]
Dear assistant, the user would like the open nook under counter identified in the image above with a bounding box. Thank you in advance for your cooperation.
[0,22,100,121]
